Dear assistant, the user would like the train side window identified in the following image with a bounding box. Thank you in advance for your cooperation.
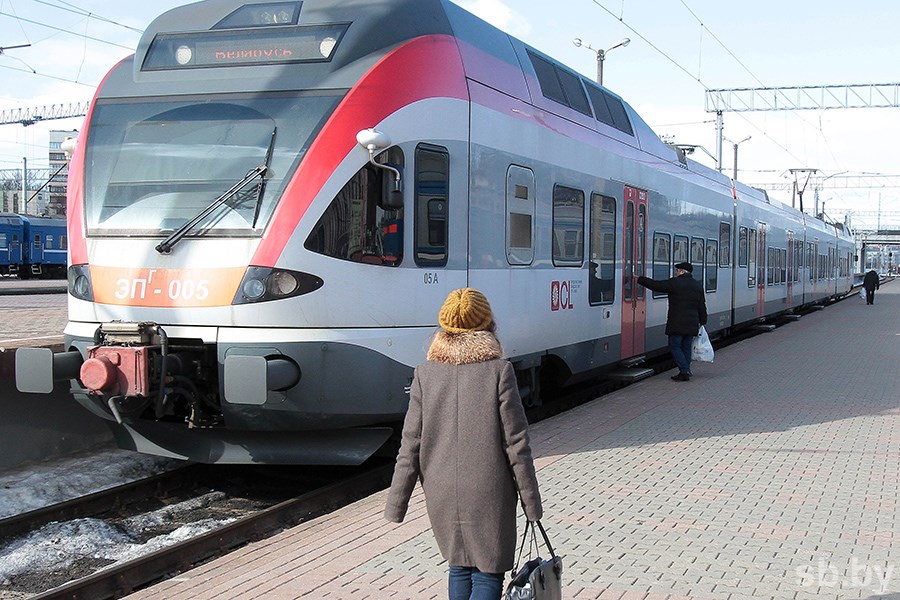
[738,226,748,267]
[690,236,704,282]
[706,239,718,292]
[506,166,535,265]
[651,232,671,298]
[45,235,54,249]
[747,229,757,287]
[305,147,405,266]
[719,222,731,267]
[673,234,688,263]
[528,51,567,105]
[11,234,18,247]
[414,145,449,267]
[60,235,67,250]
[527,50,592,116]
[0,233,6,249]
[33,234,41,249]
[552,185,584,267]
[589,193,616,305]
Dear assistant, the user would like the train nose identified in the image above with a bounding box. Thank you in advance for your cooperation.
[80,355,118,392]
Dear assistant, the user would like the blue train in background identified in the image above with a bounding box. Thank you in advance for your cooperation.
[0,213,67,279]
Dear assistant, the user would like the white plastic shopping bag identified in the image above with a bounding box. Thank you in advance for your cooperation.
[691,326,714,363]
[859,288,866,300]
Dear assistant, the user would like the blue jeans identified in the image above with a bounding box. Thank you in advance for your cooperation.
[668,334,694,375]
[448,566,504,600]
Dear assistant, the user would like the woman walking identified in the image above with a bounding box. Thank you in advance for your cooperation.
[384,288,543,600]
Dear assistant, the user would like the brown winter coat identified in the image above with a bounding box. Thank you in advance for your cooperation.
[383,330,543,573]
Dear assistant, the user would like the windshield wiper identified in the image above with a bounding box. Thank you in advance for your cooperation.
[252,128,277,228]
[155,164,268,255]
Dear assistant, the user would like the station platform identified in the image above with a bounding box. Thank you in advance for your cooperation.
[121,282,899,600]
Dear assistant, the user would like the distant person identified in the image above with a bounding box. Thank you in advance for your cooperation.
[384,288,543,600]
[637,262,708,381]
[863,269,880,305]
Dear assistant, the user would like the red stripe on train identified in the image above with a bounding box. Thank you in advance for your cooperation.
[250,34,468,266]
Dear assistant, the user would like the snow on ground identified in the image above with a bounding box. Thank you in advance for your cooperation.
[0,448,239,586]
[0,491,234,579]
[0,447,182,519]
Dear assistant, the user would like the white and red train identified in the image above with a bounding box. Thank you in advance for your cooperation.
[16,0,855,464]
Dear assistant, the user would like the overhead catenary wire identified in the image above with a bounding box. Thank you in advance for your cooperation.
[30,0,145,34]
[0,10,135,50]
[584,0,835,171]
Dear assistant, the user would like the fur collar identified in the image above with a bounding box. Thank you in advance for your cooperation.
[426,330,503,365]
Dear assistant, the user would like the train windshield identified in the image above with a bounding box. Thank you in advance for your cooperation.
[84,92,341,236]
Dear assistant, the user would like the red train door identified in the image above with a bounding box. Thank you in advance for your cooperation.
[621,185,647,357]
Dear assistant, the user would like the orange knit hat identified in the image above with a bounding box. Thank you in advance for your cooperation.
[438,288,494,333]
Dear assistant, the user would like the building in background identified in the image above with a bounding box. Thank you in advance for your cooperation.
[48,129,78,216]
[0,171,47,214]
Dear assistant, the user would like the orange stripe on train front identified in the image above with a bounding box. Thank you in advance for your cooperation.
[90,266,246,307]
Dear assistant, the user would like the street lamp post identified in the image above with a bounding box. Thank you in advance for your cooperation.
[573,37,630,86]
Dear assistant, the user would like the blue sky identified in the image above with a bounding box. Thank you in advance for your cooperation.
[1,0,898,228]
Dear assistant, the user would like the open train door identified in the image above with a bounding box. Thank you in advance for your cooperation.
[621,185,648,357]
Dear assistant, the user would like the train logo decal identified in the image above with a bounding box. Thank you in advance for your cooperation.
[551,280,576,311]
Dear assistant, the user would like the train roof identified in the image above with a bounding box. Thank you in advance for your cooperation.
[127,1,693,165]
[121,0,849,239]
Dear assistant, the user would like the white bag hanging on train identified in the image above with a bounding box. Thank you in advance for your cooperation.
[691,326,714,363]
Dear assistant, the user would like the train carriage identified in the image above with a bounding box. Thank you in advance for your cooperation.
[0,213,67,278]
[16,0,855,465]
[0,214,25,276]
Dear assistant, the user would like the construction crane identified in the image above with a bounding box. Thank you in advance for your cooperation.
[0,101,90,126]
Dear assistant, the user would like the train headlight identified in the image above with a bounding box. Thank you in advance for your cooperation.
[242,278,267,300]
[267,271,299,296]
[67,265,94,301]
[319,37,337,58]
[233,267,323,304]
[175,45,193,66]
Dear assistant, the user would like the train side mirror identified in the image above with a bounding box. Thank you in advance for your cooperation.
[357,127,403,201]
[384,189,404,210]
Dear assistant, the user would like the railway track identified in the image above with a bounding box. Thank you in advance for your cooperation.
[0,465,207,544]
[1,462,393,600]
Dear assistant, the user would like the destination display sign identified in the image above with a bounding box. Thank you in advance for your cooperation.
[142,24,348,70]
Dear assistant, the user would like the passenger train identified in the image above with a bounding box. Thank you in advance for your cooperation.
[0,213,67,278]
[16,0,856,464]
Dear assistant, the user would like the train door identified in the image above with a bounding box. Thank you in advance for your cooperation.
[32,233,44,265]
[10,233,21,267]
[812,240,819,298]
[786,232,794,308]
[621,185,647,357]
[756,222,767,316]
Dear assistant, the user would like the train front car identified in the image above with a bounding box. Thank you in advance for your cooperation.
[16,0,472,464]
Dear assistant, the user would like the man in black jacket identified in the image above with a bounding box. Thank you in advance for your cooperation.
[863,270,880,305]
[637,262,708,381]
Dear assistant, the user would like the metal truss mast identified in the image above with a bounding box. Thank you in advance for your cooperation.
[703,83,900,178]
[706,83,900,112]
[0,102,90,126]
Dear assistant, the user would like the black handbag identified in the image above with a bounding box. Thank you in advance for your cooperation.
[504,520,563,600]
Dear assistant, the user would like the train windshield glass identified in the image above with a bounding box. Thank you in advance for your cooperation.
[84,92,341,236]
